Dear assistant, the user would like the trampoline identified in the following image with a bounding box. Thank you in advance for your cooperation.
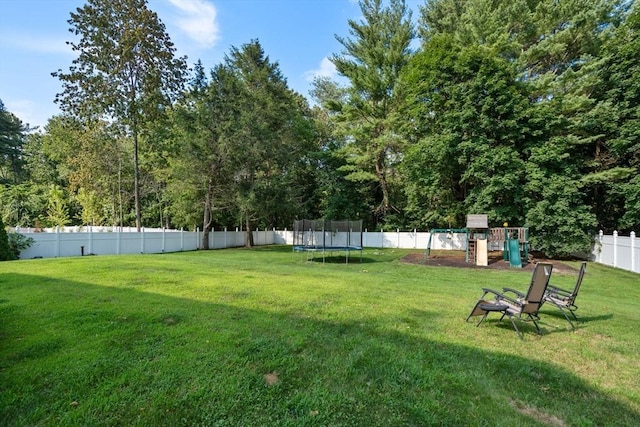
[293,219,363,263]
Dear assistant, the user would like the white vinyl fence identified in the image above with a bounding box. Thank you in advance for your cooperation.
[14,227,469,260]
[12,226,638,274]
[592,231,639,274]
[16,227,247,259]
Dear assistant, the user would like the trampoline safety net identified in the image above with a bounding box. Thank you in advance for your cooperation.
[293,219,363,263]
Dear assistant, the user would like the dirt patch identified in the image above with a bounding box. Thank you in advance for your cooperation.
[401,251,579,275]
[509,399,566,426]
[264,372,280,387]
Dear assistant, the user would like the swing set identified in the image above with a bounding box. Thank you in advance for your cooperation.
[425,215,529,267]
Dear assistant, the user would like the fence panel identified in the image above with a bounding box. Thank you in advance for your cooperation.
[274,230,292,245]
[428,232,467,251]
[91,233,120,255]
[163,231,186,253]
[20,233,55,259]
[593,231,638,274]
[210,230,225,249]
[16,229,469,259]
[17,229,201,259]
[13,227,637,274]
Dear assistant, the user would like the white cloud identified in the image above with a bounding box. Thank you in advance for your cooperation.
[167,0,219,48]
[304,57,337,82]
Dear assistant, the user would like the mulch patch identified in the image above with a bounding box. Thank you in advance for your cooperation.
[400,251,579,274]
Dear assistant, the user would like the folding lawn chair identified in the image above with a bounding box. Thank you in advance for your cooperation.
[542,261,587,329]
[466,262,554,339]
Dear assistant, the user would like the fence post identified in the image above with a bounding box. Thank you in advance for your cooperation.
[162,227,166,253]
[598,230,603,263]
[381,228,384,248]
[141,228,145,254]
[414,229,417,249]
[613,230,618,268]
[88,225,93,255]
[631,231,636,273]
[55,226,60,257]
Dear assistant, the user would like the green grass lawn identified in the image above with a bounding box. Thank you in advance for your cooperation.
[1,246,639,426]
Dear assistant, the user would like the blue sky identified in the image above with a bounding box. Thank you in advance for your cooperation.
[0,0,422,129]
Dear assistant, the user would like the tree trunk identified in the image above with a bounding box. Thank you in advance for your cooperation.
[133,128,141,232]
[118,154,124,229]
[245,216,254,248]
[201,190,212,250]
[375,151,389,218]
[202,227,210,249]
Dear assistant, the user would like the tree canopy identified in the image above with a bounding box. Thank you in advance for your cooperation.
[53,0,187,231]
[331,0,415,224]
[2,0,637,257]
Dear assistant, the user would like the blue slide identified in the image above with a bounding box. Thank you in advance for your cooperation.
[508,239,523,268]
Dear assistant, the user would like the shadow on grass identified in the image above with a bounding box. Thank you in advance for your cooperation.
[303,255,378,264]
[468,308,616,338]
[290,249,380,264]
[246,245,407,264]
[1,273,638,426]
[539,309,614,325]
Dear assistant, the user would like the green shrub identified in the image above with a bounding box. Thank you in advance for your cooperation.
[0,216,33,260]
[0,216,11,261]
[7,232,34,260]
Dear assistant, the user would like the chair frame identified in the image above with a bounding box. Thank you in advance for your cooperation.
[466,262,554,339]
[542,261,587,329]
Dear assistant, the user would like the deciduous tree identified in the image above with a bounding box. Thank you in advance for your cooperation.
[414,0,629,255]
[401,36,532,227]
[38,116,131,227]
[53,0,187,230]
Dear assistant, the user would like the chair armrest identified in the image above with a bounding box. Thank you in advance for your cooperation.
[481,288,520,305]
[502,287,525,298]
[547,285,571,296]
[481,288,503,298]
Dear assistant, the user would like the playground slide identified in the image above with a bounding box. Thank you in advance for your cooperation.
[508,239,523,268]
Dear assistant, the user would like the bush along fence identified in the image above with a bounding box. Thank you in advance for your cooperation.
[9,227,639,274]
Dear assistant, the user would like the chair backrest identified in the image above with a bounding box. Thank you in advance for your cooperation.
[522,262,554,313]
[569,261,587,298]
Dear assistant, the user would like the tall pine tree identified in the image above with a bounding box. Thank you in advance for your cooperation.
[331,0,414,226]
